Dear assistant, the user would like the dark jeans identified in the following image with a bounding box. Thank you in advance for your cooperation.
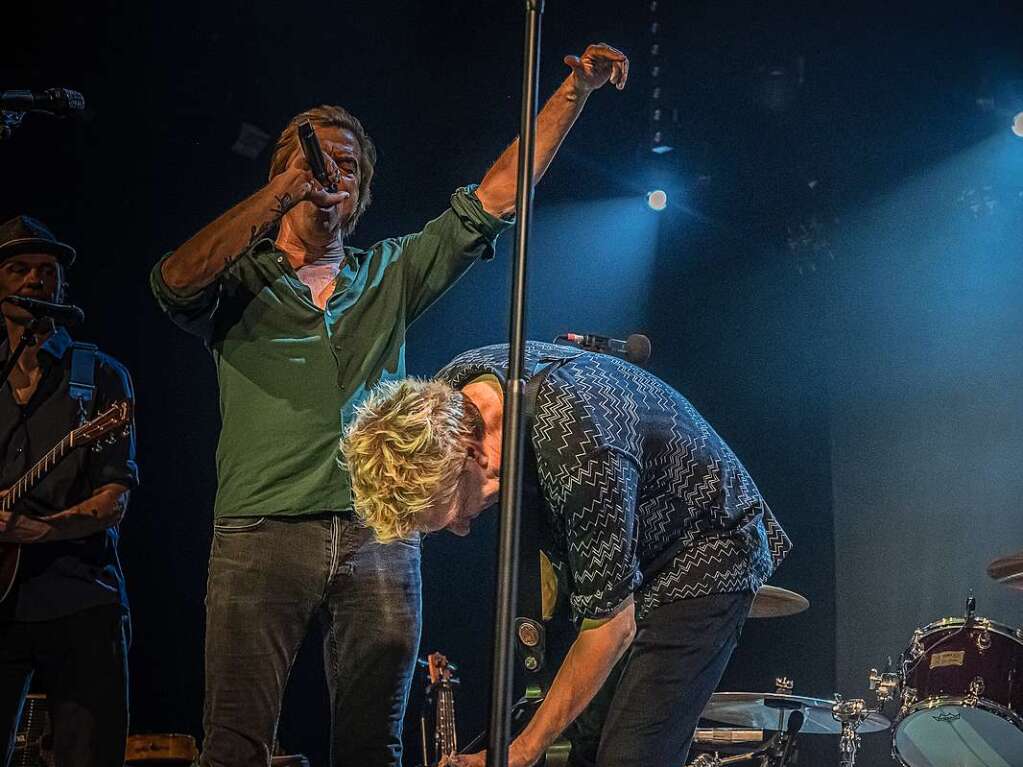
[0,603,129,767]
[202,514,422,767]
[565,591,754,767]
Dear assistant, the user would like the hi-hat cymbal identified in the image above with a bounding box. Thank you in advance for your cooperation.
[701,692,891,735]
[748,585,810,618]
[988,550,1023,590]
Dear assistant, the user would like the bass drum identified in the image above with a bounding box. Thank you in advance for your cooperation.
[893,616,1023,767]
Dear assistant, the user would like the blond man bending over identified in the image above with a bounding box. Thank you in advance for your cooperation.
[342,341,791,767]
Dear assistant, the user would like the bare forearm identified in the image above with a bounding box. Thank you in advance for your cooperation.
[476,76,589,218]
[513,603,636,762]
[0,484,129,543]
[161,173,298,293]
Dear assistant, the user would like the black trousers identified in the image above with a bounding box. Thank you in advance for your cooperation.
[0,604,129,767]
[566,591,754,767]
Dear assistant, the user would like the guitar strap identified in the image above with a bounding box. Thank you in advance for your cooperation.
[68,342,98,420]
[514,357,568,680]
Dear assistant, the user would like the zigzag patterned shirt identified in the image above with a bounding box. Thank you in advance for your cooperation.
[438,342,791,622]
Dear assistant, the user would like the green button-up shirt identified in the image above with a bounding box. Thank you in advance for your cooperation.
[150,186,511,519]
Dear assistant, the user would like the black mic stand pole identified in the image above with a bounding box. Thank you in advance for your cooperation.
[486,2,543,766]
[0,314,50,387]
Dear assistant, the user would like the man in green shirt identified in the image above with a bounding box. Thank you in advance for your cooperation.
[150,43,629,767]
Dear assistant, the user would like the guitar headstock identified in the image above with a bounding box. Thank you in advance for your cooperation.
[70,401,131,449]
[427,652,454,687]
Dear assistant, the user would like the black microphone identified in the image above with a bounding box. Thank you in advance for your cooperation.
[4,296,85,327]
[0,88,85,114]
[563,333,651,365]
[297,120,337,193]
[778,710,804,766]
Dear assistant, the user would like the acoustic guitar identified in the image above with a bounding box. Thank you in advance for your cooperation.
[0,401,131,603]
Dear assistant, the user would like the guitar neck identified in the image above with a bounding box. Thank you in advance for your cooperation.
[1,435,74,512]
[435,685,457,759]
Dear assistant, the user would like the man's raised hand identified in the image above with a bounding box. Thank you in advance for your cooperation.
[564,43,629,94]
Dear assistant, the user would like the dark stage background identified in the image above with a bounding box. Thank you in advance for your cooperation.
[3,2,1021,765]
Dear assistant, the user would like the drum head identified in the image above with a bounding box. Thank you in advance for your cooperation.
[895,705,1023,767]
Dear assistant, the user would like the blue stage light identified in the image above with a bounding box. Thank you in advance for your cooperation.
[646,190,668,211]
[1013,112,1023,138]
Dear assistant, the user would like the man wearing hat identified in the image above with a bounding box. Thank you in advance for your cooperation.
[0,216,139,767]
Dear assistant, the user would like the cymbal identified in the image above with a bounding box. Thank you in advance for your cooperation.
[987,550,1023,590]
[701,692,891,735]
[748,585,809,618]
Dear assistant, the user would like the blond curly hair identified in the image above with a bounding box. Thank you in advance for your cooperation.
[340,379,480,542]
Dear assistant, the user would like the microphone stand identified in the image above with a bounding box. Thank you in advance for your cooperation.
[0,316,50,388]
[486,2,544,766]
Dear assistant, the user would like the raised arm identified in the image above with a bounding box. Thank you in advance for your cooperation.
[475,43,629,219]
[160,164,349,294]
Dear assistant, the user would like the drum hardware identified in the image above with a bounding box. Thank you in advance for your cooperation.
[831,695,881,767]
[688,713,802,767]
[906,629,925,666]
[963,676,985,706]
[899,686,918,709]
[977,626,992,652]
[867,661,900,708]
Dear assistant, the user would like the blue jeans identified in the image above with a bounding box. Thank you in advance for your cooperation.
[201,514,422,767]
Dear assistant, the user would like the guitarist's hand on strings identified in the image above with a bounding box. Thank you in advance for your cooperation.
[0,511,50,544]
[441,739,539,767]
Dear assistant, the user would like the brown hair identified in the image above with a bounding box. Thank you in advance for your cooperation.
[269,105,378,234]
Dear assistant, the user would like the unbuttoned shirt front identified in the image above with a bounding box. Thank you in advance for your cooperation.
[150,186,511,520]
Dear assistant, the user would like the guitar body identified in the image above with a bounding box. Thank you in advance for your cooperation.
[0,401,130,605]
[0,543,20,603]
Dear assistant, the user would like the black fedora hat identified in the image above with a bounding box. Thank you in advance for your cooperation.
[0,215,76,267]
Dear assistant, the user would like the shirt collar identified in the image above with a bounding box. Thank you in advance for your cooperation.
[0,325,73,366]
[251,237,366,272]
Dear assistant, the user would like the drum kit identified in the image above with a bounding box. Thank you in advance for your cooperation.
[690,549,1023,767]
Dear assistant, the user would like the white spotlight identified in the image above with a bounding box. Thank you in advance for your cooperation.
[1013,112,1023,138]
[646,190,668,211]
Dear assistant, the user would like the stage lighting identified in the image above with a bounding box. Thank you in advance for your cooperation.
[1013,112,1023,137]
[646,190,668,211]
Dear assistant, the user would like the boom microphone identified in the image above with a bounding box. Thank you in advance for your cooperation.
[562,332,651,365]
[3,296,85,327]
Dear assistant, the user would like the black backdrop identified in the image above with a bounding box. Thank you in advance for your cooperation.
[3,2,1021,765]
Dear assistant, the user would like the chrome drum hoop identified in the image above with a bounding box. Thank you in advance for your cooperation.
[915,616,1023,644]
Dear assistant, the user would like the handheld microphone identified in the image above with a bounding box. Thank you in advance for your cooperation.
[562,332,651,365]
[297,120,337,193]
[0,89,85,114]
[4,296,85,327]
